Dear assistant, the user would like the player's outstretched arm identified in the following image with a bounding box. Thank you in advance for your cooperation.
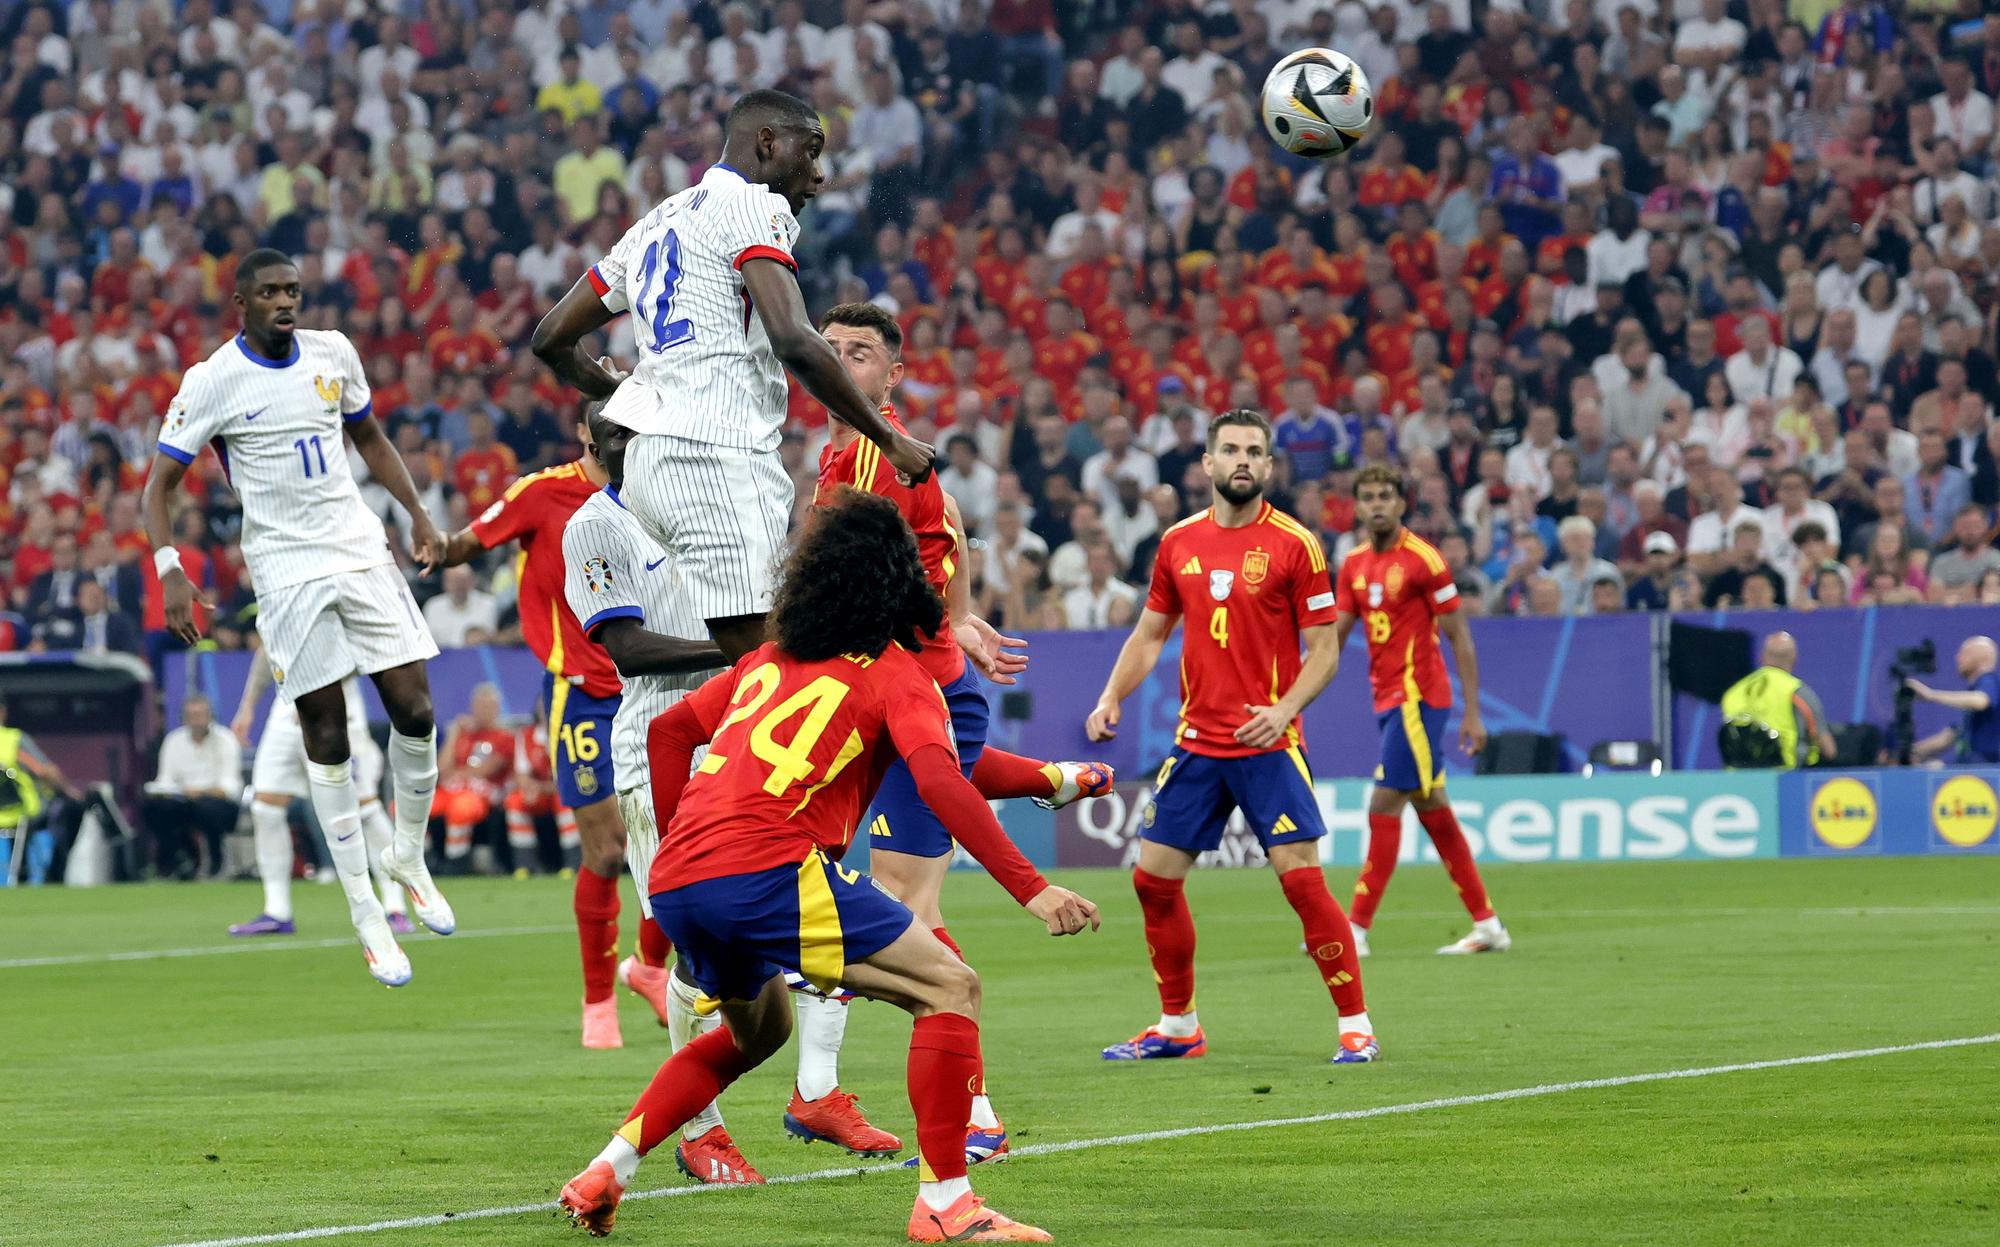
[346,414,442,574]
[1438,611,1487,756]
[530,277,624,401]
[1086,608,1174,741]
[1236,622,1342,750]
[904,742,1098,936]
[141,453,211,645]
[740,257,934,482]
[592,618,727,678]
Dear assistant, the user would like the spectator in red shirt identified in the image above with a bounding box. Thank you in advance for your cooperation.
[452,409,518,516]
[1386,201,1442,292]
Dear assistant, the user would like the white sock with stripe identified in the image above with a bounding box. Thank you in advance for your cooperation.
[251,801,293,921]
[667,966,727,1140]
[385,728,437,863]
[794,992,847,1101]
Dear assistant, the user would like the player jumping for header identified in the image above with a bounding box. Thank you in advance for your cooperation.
[1337,465,1509,956]
[531,88,933,664]
[1086,408,1378,1064]
[557,489,1096,1243]
[144,249,453,987]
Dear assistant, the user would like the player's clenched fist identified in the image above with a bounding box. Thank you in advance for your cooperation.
[1026,885,1100,936]
[1085,699,1121,741]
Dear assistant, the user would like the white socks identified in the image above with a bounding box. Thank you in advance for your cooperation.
[667,966,727,1141]
[592,1135,641,1185]
[919,1177,972,1211]
[794,992,848,1101]
[1474,916,1505,938]
[970,1092,1000,1132]
[360,801,406,915]
[251,801,293,921]
[1339,1011,1374,1037]
[306,759,383,925]
[1156,1011,1200,1038]
[385,728,438,862]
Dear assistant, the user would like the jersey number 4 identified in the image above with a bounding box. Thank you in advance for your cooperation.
[635,229,695,353]
[696,663,868,814]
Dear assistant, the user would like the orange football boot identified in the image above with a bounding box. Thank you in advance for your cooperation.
[675,1128,765,1185]
[783,1086,903,1157]
[558,1160,624,1237]
[907,1191,1052,1242]
[618,956,670,1027]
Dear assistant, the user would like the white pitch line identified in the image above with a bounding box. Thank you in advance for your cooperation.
[154,1031,2000,1247]
[0,924,573,970]
[11,903,2000,971]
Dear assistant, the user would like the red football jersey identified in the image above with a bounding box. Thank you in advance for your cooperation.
[468,460,622,698]
[1144,503,1336,758]
[649,642,957,891]
[814,406,965,687]
[1335,529,1458,713]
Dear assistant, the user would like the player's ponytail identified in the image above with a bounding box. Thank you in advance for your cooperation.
[773,488,943,662]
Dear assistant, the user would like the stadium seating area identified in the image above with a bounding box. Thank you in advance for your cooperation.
[3,0,2000,660]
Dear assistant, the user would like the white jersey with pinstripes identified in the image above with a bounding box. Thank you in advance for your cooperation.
[158,331,390,592]
[587,163,801,455]
[560,486,712,792]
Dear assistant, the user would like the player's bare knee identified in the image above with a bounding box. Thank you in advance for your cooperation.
[930,956,981,1019]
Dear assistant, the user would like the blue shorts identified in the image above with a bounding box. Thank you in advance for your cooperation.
[863,664,989,860]
[651,850,915,1002]
[1140,746,1326,855]
[1375,702,1449,795]
[544,672,618,808]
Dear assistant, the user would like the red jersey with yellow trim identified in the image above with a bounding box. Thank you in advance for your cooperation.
[814,406,965,687]
[468,460,622,698]
[1144,502,1336,759]
[1335,529,1458,713]
[649,641,957,892]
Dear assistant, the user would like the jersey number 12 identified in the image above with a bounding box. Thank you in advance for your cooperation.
[636,230,695,353]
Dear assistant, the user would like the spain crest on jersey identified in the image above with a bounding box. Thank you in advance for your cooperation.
[313,375,342,413]
[1242,549,1269,586]
[1209,569,1234,601]
[583,556,614,593]
[1385,563,1405,596]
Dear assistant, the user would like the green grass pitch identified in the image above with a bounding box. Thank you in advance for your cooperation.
[5,856,1999,1246]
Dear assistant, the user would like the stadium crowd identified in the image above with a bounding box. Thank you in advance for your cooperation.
[3,0,2000,663]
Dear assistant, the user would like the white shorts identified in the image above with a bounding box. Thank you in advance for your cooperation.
[251,678,385,801]
[620,433,791,621]
[617,783,658,920]
[258,563,438,701]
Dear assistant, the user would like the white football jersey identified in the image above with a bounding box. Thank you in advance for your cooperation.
[160,331,392,592]
[587,164,801,455]
[560,486,714,791]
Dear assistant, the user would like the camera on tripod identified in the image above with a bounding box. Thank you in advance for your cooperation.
[1887,639,1937,765]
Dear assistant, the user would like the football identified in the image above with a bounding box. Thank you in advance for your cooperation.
[1259,47,1374,159]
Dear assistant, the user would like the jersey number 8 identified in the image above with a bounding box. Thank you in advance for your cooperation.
[1366,610,1392,644]
[636,229,695,353]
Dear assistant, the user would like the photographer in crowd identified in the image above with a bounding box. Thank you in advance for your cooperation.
[1906,637,2000,766]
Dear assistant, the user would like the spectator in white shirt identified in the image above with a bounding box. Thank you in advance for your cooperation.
[1761,466,1841,575]
[937,435,999,538]
[1912,138,1989,226]
[1062,542,1141,630]
[1671,0,1745,70]
[1724,317,1804,401]
[1081,416,1161,515]
[424,566,500,648]
[1813,227,1882,313]
[1553,115,1619,196]
[1929,56,1995,155]
[143,693,243,879]
[1098,25,1148,108]
[1685,467,1769,575]
[1161,20,1228,110]
[1586,197,1652,288]
[982,501,1049,597]
[1505,405,1565,498]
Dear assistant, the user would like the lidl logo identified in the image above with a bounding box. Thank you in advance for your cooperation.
[1931,775,1999,848]
[1810,777,1877,850]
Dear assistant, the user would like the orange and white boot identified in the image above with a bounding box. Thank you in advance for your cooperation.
[582,996,623,1049]
[674,1127,764,1185]
[618,956,670,1027]
[558,1159,624,1237]
[908,1191,1052,1242]
[782,1086,903,1157]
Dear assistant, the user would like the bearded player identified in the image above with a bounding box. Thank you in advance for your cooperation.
[815,302,1113,1164]
[1086,408,1378,1065]
[565,404,902,1184]
[1337,465,1509,956]
[437,423,651,1048]
[558,489,1097,1243]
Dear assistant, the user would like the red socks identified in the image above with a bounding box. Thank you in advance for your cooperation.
[1351,813,1402,929]
[575,867,621,1004]
[1278,866,1366,1016]
[619,1026,755,1155]
[1419,805,1495,921]
[638,912,672,968]
[908,1012,981,1181]
[969,747,1059,801]
[1132,868,1196,1014]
